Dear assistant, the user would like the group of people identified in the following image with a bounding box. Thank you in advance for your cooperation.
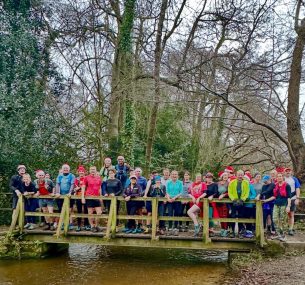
[9,157,301,240]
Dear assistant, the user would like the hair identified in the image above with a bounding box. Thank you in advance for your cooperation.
[270,169,277,175]
[151,170,158,175]
[135,167,142,174]
[171,170,178,175]
[163,168,170,173]
[62,164,70,171]
[236,170,244,176]
[184,171,190,175]
[22,173,31,182]
[108,168,116,174]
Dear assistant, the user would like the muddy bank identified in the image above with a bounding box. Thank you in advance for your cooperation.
[223,253,305,285]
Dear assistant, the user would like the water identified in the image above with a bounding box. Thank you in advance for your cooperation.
[0,245,228,285]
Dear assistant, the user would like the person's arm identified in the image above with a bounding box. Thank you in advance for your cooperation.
[286,184,292,212]
[144,180,152,197]
[115,180,123,196]
[173,181,183,200]
[294,177,301,205]
[241,181,250,201]
[263,196,275,203]
[68,175,75,195]
[228,181,235,200]
[10,176,22,196]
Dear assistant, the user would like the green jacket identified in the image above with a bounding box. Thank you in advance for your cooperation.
[228,179,250,201]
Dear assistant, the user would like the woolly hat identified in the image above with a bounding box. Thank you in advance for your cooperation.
[17,164,26,171]
[276,167,285,173]
[218,171,225,178]
[155,175,161,181]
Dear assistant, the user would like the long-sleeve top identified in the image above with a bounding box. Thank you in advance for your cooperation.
[148,184,166,197]
[10,175,23,200]
[105,178,123,196]
[245,184,257,208]
[228,179,250,201]
[182,181,192,198]
[123,184,142,198]
[261,183,276,200]
[166,179,183,198]
[56,173,75,195]
[217,182,228,196]
[21,182,36,194]
[206,183,218,197]
[273,182,292,206]
[100,165,115,182]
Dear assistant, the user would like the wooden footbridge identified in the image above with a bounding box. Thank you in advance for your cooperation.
[3,195,266,252]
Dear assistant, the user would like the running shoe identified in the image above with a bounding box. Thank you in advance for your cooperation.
[173,228,179,236]
[288,230,294,236]
[194,225,200,236]
[28,224,35,230]
[91,227,98,233]
[24,223,31,229]
[76,226,81,232]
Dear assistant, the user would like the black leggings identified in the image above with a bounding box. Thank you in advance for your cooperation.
[76,199,89,227]
[179,203,190,227]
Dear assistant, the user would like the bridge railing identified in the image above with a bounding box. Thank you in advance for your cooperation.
[9,194,265,247]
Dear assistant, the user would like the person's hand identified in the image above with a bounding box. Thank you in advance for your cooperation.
[125,196,131,202]
[16,190,22,197]
[81,198,86,204]
[66,193,71,198]
[208,196,213,201]
[219,194,224,200]
[143,195,147,198]
[286,206,290,213]
[110,193,115,197]
[24,191,29,196]
[55,193,60,198]
[50,193,55,197]
[104,193,108,197]
[34,193,40,197]
[196,198,200,204]
[192,197,196,203]
[295,198,300,206]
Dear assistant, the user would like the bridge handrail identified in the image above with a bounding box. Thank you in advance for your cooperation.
[9,195,265,246]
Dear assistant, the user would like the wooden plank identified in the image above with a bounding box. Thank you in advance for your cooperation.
[117,215,152,220]
[25,212,61,217]
[151,198,158,240]
[9,198,21,233]
[110,197,117,237]
[158,216,192,221]
[56,197,68,237]
[70,213,109,219]
[105,197,115,239]
[18,195,24,233]
[255,200,265,247]
[211,218,256,223]
[203,199,211,244]
[63,196,70,235]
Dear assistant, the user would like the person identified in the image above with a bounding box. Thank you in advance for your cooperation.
[145,170,159,191]
[270,169,277,183]
[34,170,56,230]
[217,171,229,237]
[187,174,207,236]
[225,166,236,182]
[22,173,38,230]
[161,168,170,187]
[144,176,167,234]
[284,167,300,235]
[9,164,27,220]
[179,171,192,232]
[81,166,102,232]
[100,157,114,195]
[228,170,250,238]
[262,172,291,241]
[252,173,263,198]
[166,170,183,236]
[55,164,75,213]
[105,168,123,229]
[73,165,90,231]
[243,174,257,238]
[122,175,142,234]
[257,175,276,235]
[115,156,130,188]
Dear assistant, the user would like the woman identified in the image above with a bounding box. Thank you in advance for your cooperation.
[100,157,114,195]
[74,165,90,231]
[262,172,291,241]
[252,173,263,198]
[217,171,229,237]
[105,168,123,228]
[34,170,55,231]
[143,176,167,235]
[123,175,142,234]
[187,174,207,236]
[179,171,192,232]
[205,173,219,234]
[22,174,38,230]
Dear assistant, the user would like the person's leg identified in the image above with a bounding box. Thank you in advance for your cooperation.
[185,203,190,228]
[187,204,200,226]
[167,202,174,229]
[145,201,152,227]
[158,202,165,229]
[57,198,64,213]
[94,206,102,227]
[237,206,245,233]
[126,202,133,229]
[270,204,276,233]
[129,204,137,229]
[29,199,37,224]
[76,199,83,227]
[179,203,186,227]
[229,205,237,233]
[87,207,95,228]
[173,201,181,229]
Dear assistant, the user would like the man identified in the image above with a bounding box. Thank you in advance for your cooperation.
[81,166,102,232]
[115,156,130,188]
[55,164,75,230]
[9,164,26,220]
[228,170,250,238]
[284,167,300,235]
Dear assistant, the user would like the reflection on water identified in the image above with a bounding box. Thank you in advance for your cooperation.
[0,244,228,285]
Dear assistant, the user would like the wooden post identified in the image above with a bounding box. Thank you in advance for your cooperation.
[111,197,118,237]
[255,200,265,247]
[18,195,25,233]
[151,198,158,240]
[105,197,115,239]
[9,197,21,233]
[56,197,66,237]
[202,198,211,244]
[63,196,70,236]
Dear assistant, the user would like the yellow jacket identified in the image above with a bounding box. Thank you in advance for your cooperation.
[228,179,250,201]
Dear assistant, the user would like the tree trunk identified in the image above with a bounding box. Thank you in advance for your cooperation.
[287,15,305,181]
[144,0,168,174]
